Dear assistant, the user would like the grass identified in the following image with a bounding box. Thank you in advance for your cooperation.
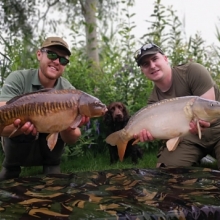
[0,147,218,178]
[62,149,157,172]
[0,147,158,177]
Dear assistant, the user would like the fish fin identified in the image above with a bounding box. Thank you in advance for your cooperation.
[132,138,140,145]
[196,120,202,139]
[106,131,128,162]
[6,88,53,104]
[70,115,82,129]
[46,133,59,151]
[166,137,180,151]
[8,127,20,138]
[117,140,128,162]
[106,131,121,146]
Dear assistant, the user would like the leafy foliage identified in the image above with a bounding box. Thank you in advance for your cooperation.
[0,0,220,158]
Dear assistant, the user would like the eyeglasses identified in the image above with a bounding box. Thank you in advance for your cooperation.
[134,43,163,62]
[41,48,69,66]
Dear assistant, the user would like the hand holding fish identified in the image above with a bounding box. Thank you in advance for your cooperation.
[189,119,210,135]
[13,119,38,136]
[0,119,38,137]
[134,129,154,142]
[59,116,90,144]
[78,116,90,127]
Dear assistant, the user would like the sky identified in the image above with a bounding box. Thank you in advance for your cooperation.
[132,0,220,45]
[45,0,220,49]
[2,0,220,52]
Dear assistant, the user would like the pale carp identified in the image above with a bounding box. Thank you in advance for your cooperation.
[106,96,220,161]
[0,89,107,150]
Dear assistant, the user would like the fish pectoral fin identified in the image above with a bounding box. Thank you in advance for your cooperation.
[46,133,59,151]
[166,137,180,151]
[196,120,202,139]
[70,115,82,129]
[132,138,140,145]
[8,126,20,138]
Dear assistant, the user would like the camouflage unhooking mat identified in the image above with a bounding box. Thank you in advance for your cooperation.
[0,167,220,220]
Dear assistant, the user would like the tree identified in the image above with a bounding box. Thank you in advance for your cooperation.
[0,0,135,70]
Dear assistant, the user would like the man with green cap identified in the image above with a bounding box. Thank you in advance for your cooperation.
[0,37,89,180]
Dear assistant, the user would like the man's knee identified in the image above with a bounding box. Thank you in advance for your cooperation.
[0,166,21,181]
[156,163,166,168]
[157,143,204,167]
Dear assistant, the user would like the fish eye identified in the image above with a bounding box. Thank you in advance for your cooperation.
[94,101,100,105]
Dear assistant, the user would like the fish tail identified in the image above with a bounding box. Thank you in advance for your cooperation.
[105,131,128,162]
[105,131,121,146]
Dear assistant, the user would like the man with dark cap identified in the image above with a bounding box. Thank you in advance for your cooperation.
[0,37,89,180]
[133,42,220,169]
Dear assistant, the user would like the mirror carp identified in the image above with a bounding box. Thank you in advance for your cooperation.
[106,96,220,161]
[0,89,107,150]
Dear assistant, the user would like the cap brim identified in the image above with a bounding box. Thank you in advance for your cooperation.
[42,43,71,56]
[137,51,158,65]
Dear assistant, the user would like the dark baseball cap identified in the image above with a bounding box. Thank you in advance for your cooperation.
[134,43,164,66]
[41,37,71,56]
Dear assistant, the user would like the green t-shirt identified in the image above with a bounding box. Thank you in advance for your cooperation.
[147,62,220,146]
[0,69,75,101]
[148,62,220,105]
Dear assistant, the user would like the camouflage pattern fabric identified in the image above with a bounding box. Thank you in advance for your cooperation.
[0,167,220,219]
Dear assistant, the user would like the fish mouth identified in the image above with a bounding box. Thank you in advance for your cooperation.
[92,108,107,117]
[102,107,108,115]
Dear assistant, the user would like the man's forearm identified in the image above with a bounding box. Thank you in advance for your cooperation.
[60,127,81,144]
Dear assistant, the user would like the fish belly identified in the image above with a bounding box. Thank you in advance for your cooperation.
[126,99,192,140]
[31,109,78,133]
[146,113,190,139]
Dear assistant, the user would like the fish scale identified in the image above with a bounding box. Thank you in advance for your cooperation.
[0,93,76,122]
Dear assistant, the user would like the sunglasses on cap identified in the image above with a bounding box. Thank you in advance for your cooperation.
[134,43,164,65]
[41,48,69,66]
